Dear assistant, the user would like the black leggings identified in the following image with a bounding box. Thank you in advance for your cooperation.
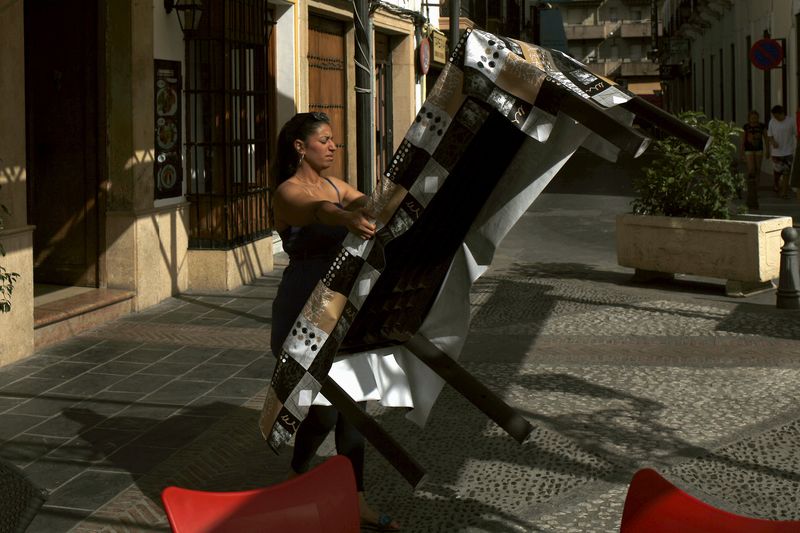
[290,403,366,491]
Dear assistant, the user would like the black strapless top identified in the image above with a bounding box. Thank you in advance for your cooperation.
[277,177,347,262]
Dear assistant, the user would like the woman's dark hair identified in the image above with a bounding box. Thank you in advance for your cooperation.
[274,112,331,185]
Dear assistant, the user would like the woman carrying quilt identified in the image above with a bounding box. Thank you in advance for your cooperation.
[271,111,403,531]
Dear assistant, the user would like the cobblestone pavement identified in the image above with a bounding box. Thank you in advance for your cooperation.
[1,183,800,532]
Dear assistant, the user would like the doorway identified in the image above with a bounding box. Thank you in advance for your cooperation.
[24,0,102,288]
[308,15,348,179]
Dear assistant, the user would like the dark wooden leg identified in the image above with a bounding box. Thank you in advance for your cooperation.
[320,379,427,489]
[404,333,534,444]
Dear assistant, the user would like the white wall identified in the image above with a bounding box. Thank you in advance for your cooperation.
[688,0,796,124]
[273,2,297,133]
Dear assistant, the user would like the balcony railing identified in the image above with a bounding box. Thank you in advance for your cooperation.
[583,57,658,78]
[564,20,621,40]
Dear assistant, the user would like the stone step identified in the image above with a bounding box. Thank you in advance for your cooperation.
[34,288,136,350]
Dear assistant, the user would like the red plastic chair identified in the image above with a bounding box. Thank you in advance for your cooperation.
[161,455,360,533]
[620,468,800,532]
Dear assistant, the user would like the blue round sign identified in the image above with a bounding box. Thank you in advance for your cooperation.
[749,38,784,70]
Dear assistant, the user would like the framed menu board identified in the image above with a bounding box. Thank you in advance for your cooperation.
[154,59,182,199]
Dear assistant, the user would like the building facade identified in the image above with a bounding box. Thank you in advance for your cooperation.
[0,0,441,365]
[660,0,799,125]
[560,0,663,104]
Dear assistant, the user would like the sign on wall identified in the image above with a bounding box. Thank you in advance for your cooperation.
[749,38,784,70]
[154,59,183,199]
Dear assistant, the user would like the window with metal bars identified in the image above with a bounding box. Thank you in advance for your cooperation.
[184,0,274,249]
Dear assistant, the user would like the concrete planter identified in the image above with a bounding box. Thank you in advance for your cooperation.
[616,213,793,296]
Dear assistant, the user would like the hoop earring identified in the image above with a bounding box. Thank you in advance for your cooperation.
[298,152,305,166]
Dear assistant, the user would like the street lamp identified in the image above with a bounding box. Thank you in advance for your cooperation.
[164,0,204,33]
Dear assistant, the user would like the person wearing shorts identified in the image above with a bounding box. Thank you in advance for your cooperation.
[767,105,797,198]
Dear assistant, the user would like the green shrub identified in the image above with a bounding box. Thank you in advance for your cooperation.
[632,111,743,219]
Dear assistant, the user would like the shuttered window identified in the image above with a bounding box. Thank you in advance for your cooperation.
[184,0,275,249]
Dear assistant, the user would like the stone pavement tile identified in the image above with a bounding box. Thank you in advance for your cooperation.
[67,347,124,365]
[97,403,179,432]
[182,363,242,382]
[27,506,93,533]
[0,413,49,440]
[66,342,141,365]
[225,316,270,328]
[74,391,144,418]
[14,355,66,368]
[104,444,178,475]
[0,364,40,387]
[108,373,174,394]
[144,380,218,405]
[206,377,266,399]
[48,427,142,467]
[139,361,195,377]
[23,456,90,493]
[95,340,146,352]
[202,308,248,319]
[209,348,265,366]
[161,346,224,365]
[180,396,247,418]
[91,361,149,376]
[34,338,102,357]
[0,433,70,469]
[30,362,95,380]
[118,313,159,323]
[26,408,105,439]
[153,313,201,325]
[70,496,169,533]
[528,484,628,533]
[71,401,289,532]
[668,419,800,521]
[2,377,63,396]
[130,415,214,449]
[46,469,135,510]
[8,394,83,417]
[234,356,274,379]
[114,347,178,364]
[0,395,26,413]
[187,316,233,327]
[48,372,125,397]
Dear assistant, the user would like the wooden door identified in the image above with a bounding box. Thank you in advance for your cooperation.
[25,0,100,286]
[308,16,348,180]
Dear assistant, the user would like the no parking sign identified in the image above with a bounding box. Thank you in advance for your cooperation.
[749,38,784,70]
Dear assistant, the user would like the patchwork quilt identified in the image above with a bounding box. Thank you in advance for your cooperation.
[259,28,704,454]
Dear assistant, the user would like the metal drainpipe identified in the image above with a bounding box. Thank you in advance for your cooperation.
[354,0,374,195]
[450,0,461,56]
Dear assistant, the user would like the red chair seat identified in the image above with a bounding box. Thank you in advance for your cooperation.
[161,455,360,533]
[621,468,800,532]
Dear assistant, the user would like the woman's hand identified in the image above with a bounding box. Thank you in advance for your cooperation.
[345,208,376,240]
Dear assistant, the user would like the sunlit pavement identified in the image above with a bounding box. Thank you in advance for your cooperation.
[2,151,800,532]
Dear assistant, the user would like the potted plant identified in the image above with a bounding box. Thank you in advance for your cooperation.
[0,185,20,312]
[616,112,793,296]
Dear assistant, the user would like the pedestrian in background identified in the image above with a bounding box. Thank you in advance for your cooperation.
[741,110,769,208]
[767,104,796,198]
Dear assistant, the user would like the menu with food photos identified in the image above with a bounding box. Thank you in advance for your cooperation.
[154,59,182,199]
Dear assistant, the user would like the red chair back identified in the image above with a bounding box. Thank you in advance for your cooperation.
[161,455,360,533]
[621,468,800,533]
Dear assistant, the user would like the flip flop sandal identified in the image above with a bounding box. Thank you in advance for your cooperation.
[361,513,401,531]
